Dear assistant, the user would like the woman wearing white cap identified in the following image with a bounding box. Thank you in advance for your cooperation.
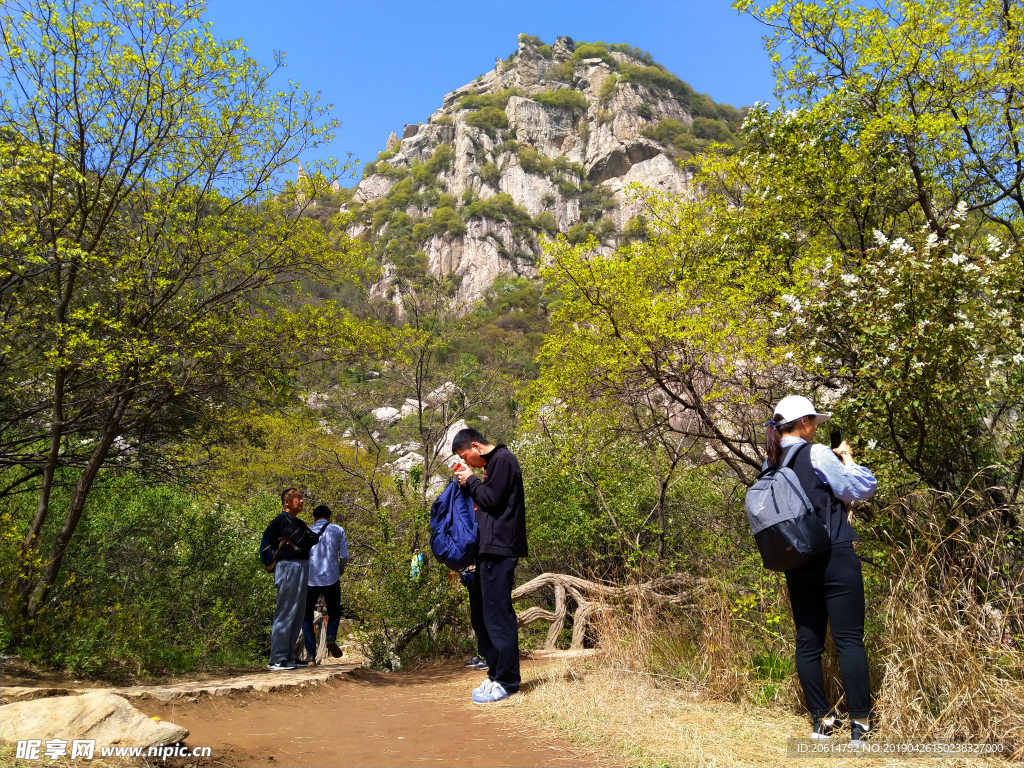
[765,395,877,746]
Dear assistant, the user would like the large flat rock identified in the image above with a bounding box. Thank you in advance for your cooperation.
[0,691,188,747]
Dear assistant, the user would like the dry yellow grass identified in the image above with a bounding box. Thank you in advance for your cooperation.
[492,659,1014,768]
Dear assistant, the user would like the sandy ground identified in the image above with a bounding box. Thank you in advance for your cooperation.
[132,661,606,768]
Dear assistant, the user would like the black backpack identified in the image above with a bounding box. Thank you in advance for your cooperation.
[259,513,320,572]
[745,444,831,572]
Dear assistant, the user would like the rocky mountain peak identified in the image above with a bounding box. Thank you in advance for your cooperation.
[345,35,746,306]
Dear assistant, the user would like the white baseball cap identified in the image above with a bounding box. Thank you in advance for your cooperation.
[773,395,830,427]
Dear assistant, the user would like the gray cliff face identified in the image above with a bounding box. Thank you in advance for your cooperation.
[350,36,735,307]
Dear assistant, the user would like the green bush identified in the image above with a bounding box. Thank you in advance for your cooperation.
[543,61,574,82]
[478,161,501,186]
[465,106,509,135]
[641,117,686,143]
[0,475,277,677]
[637,103,653,120]
[599,73,619,104]
[457,88,521,111]
[535,89,590,114]
[425,143,455,174]
[533,210,558,235]
[517,33,552,59]
[609,42,655,64]
[692,117,734,143]
[464,192,533,225]
[518,145,554,176]
[571,41,617,69]
[432,113,454,126]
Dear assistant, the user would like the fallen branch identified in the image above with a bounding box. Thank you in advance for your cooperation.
[512,572,715,651]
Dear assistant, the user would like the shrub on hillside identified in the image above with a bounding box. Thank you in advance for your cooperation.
[0,476,277,677]
[533,210,558,235]
[535,89,590,114]
[464,192,532,225]
[609,42,655,64]
[571,42,617,69]
[478,161,501,187]
[544,61,574,83]
[465,106,509,135]
[692,117,734,143]
[599,74,619,104]
[518,145,554,176]
[457,88,521,111]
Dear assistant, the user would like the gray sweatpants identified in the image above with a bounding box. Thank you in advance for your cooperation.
[270,559,309,665]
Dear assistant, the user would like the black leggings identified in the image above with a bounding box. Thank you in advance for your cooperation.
[785,542,871,719]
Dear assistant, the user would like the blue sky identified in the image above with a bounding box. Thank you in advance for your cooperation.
[203,0,778,183]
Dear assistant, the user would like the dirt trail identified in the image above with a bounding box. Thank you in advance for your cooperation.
[132,661,603,768]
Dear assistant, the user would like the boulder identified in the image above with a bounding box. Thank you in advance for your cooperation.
[391,452,424,477]
[435,419,469,468]
[425,382,461,405]
[0,692,188,747]
[371,406,401,426]
[400,398,422,417]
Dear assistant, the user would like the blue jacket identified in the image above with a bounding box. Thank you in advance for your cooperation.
[429,480,479,570]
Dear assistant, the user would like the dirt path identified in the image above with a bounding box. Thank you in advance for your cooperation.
[132,661,604,768]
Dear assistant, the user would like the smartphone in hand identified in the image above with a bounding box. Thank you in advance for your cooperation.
[830,429,844,450]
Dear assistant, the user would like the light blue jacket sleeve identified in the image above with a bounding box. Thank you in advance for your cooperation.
[808,443,878,504]
[335,524,349,576]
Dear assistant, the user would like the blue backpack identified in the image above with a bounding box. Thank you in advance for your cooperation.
[429,480,479,570]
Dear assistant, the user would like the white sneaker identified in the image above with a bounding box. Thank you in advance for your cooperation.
[472,678,494,697]
[266,662,295,671]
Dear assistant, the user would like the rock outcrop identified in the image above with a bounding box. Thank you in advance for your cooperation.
[347,34,745,306]
[0,692,189,748]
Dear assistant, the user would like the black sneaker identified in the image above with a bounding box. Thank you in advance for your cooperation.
[812,717,837,740]
[464,655,484,667]
[851,720,871,749]
[327,640,343,658]
[472,659,489,671]
[292,659,311,667]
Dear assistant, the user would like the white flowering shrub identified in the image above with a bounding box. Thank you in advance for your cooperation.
[786,223,1023,498]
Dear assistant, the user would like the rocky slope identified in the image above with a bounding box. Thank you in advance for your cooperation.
[346,35,746,306]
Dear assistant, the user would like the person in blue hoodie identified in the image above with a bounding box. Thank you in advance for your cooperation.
[453,428,527,705]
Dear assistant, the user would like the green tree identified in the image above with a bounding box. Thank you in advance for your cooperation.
[0,0,389,632]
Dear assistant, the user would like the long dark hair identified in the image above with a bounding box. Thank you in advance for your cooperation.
[765,414,806,466]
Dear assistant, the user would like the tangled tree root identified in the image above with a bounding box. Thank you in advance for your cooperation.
[513,572,713,651]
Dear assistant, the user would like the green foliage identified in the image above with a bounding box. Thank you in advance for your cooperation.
[464,193,533,225]
[0,0,390,631]
[478,161,501,186]
[599,74,619,104]
[571,41,618,68]
[464,106,509,135]
[608,42,655,64]
[517,33,552,58]
[457,88,522,111]
[0,476,275,676]
[641,117,737,156]
[788,222,1023,496]
[432,113,454,126]
[535,89,590,114]
[636,103,653,120]
[544,61,575,83]
[533,210,559,235]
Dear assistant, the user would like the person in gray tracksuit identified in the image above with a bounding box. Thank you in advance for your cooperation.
[267,488,318,670]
